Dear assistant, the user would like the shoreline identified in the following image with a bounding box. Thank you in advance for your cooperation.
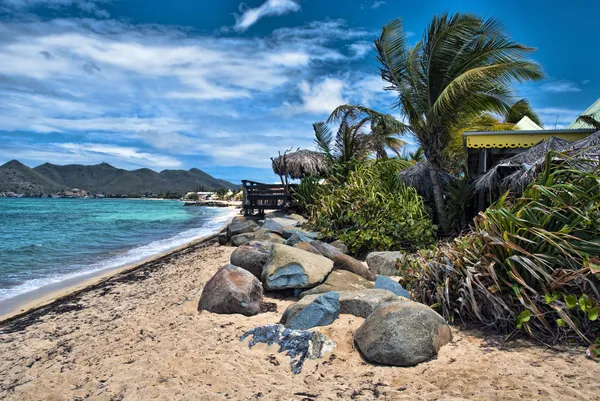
[0,208,239,323]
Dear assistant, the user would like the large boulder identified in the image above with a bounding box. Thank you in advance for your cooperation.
[217,231,229,245]
[285,232,314,246]
[310,240,343,259]
[301,270,374,297]
[331,254,376,281]
[230,232,255,246]
[330,240,349,254]
[261,218,285,233]
[366,251,404,276]
[354,302,452,366]
[375,275,411,299]
[282,227,319,240]
[282,289,402,323]
[284,292,340,330]
[253,229,286,244]
[227,217,259,237]
[266,217,298,228]
[230,241,272,278]
[198,264,263,316]
[262,244,334,290]
[293,242,323,256]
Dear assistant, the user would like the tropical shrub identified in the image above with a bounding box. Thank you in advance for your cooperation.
[308,160,435,255]
[412,155,600,347]
[291,176,322,213]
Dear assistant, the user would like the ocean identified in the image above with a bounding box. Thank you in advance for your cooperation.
[0,198,236,302]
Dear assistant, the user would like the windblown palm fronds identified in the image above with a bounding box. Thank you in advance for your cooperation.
[374,13,543,232]
[397,162,456,201]
[413,154,600,345]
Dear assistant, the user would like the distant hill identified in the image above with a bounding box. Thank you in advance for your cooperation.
[0,160,239,195]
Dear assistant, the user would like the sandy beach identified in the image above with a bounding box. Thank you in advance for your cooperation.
[1,237,599,400]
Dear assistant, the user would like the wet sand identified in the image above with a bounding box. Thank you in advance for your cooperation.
[1,239,599,400]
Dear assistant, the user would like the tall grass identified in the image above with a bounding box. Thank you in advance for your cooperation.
[413,154,600,345]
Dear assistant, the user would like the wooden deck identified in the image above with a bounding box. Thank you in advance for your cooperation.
[241,180,292,216]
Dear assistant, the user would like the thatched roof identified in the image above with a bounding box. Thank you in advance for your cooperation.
[271,149,329,179]
[476,132,600,195]
[397,162,456,200]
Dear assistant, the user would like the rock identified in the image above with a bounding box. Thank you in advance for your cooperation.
[198,264,263,316]
[262,244,334,290]
[253,229,286,244]
[227,217,259,237]
[366,251,404,276]
[285,292,340,330]
[310,240,343,259]
[266,217,298,228]
[285,232,314,246]
[281,227,319,240]
[354,301,452,367]
[240,324,336,374]
[261,218,284,233]
[375,275,411,299]
[287,213,308,224]
[330,240,349,254]
[230,241,272,278]
[217,231,229,245]
[293,242,323,256]
[230,232,255,246]
[301,270,374,297]
[282,289,401,323]
[331,254,376,281]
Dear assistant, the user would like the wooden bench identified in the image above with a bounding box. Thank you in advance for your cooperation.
[242,180,292,216]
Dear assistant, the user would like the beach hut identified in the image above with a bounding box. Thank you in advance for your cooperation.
[271,149,329,182]
[397,162,456,201]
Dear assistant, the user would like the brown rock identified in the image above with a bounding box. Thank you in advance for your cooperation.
[331,253,376,281]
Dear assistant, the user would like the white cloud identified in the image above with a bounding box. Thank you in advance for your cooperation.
[0,0,110,17]
[349,41,371,58]
[278,77,346,116]
[371,1,386,9]
[541,80,581,93]
[234,0,301,32]
[536,107,581,127]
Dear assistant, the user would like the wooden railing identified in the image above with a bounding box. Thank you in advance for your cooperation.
[241,180,293,216]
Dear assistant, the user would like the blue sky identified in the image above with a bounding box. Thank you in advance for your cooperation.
[0,0,599,184]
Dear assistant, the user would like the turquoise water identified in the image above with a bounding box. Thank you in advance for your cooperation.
[0,198,236,301]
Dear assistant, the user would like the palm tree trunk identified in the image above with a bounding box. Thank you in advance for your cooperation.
[428,164,449,234]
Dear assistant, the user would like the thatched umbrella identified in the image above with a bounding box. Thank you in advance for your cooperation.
[271,149,329,180]
[397,162,456,200]
[475,136,572,193]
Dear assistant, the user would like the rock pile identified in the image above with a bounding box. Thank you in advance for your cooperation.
[200,212,452,372]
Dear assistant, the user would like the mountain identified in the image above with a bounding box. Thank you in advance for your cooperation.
[0,160,239,195]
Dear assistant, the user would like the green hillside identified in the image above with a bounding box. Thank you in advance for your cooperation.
[0,160,238,195]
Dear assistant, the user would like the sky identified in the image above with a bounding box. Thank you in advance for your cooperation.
[0,0,599,184]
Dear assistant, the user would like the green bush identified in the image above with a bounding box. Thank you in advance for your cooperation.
[413,154,600,347]
[291,176,322,213]
[308,160,435,255]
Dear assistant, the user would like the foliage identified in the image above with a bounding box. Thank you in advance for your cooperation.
[327,105,407,159]
[576,114,600,130]
[307,160,435,255]
[505,99,543,126]
[445,174,474,233]
[374,13,543,232]
[291,176,322,213]
[313,121,367,180]
[412,155,600,345]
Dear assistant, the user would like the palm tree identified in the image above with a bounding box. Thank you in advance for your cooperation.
[576,114,600,130]
[374,13,543,232]
[504,99,542,126]
[313,121,368,178]
[409,147,425,162]
[327,105,407,159]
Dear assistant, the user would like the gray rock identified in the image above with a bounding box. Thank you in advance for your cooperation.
[310,240,343,259]
[375,275,411,299]
[261,218,284,233]
[293,242,323,256]
[366,251,403,276]
[285,232,314,246]
[227,218,259,237]
[217,231,229,246]
[301,270,374,297]
[331,253,376,281]
[266,217,298,228]
[230,241,272,278]
[285,292,340,330]
[253,229,286,244]
[240,324,336,374]
[281,227,319,240]
[262,244,334,290]
[354,301,452,367]
[230,232,255,246]
[287,213,308,224]
[330,240,349,254]
[282,289,402,323]
[198,264,263,316]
